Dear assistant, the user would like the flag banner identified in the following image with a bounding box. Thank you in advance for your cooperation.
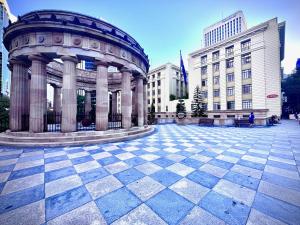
[180,50,187,85]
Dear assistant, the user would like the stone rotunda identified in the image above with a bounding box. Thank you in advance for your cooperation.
[3,10,150,136]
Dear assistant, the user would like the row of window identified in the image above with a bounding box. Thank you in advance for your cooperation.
[201,53,251,74]
[201,69,251,86]
[201,39,251,64]
[213,100,252,110]
[204,16,243,46]
[147,98,161,104]
[147,72,161,81]
[147,80,161,89]
[202,84,252,99]
[148,89,161,96]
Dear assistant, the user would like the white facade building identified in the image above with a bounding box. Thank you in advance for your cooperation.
[189,16,285,119]
[147,63,188,114]
[204,11,247,47]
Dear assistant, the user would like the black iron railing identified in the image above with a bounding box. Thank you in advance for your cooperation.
[44,112,62,132]
[108,113,122,129]
[76,113,95,131]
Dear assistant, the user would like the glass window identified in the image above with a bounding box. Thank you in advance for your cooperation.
[227,101,235,109]
[152,90,155,95]
[147,83,150,88]
[212,51,219,61]
[203,91,208,98]
[158,89,161,95]
[213,63,219,72]
[242,84,252,94]
[242,69,251,79]
[241,39,251,51]
[213,89,220,97]
[157,80,161,86]
[242,100,252,109]
[225,46,234,57]
[201,55,207,65]
[147,91,150,96]
[158,98,161,103]
[213,102,221,110]
[227,73,234,82]
[241,53,251,64]
[157,72,161,79]
[226,58,234,68]
[227,87,234,96]
[147,99,150,104]
[152,74,155,79]
[152,82,155,87]
[152,98,155,104]
[213,76,219,85]
[201,66,207,75]
[202,79,207,87]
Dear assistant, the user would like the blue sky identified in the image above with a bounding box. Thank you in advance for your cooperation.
[8,0,300,73]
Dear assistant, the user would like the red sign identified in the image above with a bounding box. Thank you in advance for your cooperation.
[267,94,278,98]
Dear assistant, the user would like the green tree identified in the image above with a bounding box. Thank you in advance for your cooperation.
[282,68,300,117]
[149,102,156,124]
[169,94,176,101]
[176,99,186,115]
[191,85,206,117]
[0,95,10,132]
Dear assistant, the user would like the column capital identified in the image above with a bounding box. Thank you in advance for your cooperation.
[119,67,132,73]
[28,54,50,64]
[9,58,30,67]
[94,59,109,67]
[61,55,78,63]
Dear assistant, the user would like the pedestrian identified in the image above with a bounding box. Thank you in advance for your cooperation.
[249,112,255,127]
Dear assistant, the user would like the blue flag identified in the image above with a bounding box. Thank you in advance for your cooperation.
[180,50,187,85]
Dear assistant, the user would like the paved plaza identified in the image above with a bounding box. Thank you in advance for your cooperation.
[0,121,300,225]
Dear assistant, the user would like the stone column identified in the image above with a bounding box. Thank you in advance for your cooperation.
[132,88,137,115]
[9,59,29,131]
[28,55,48,133]
[121,67,132,129]
[85,90,92,115]
[143,82,148,125]
[95,61,109,131]
[137,76,144,127]
[111,91,118,114]
[52,84,62,113]
[61,56,78,132]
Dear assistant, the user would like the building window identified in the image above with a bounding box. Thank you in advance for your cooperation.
[158,98,161,103]
[203,91,208,98]
[201,55,207,65]
[202,79,207,87]
[241,39,251,51]
[147,99,150,104]
[227,101,235,110]
[158,89,161,95]
[157,72,161,79]
[147,76,150,80]
[227,73,234,82]
[226,58,234,68]
[213,102,221,110]
[147,83,150,88]
[157,80,161,86]
[166,106,168,112]
[242,69,251,79]
[227,87,234,96]
[242,84,252,94]
[213,63,219,72]
[147,91,150,96]
[152,74,155,79]
[241,53,251,65]
[212,51,219,61]
[152,98,155,104]
[152,90,155,95]
[152,82,155,87]
[213,89,220,97]
[213,76,219,85]
[225,46,234,57]
[242,100,252,109]
[201,66,207,75]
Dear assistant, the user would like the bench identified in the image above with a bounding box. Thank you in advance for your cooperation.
[234,119,250,127]
[199,118,214,126]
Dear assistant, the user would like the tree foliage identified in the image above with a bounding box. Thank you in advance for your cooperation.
[176,99,186,115]
[0,95,10,118]
[191,85,206,117]
[282,69,300,116]
[169,94,176,101]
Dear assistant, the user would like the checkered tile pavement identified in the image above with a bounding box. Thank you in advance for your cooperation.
[0,120,300,225]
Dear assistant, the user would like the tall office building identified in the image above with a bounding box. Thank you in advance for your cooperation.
[189,13,285,119]
[204,11,247,47]
[0,0,16,96]
[147,63,188,113]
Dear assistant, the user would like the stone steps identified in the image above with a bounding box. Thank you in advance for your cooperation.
[0,126,154,147]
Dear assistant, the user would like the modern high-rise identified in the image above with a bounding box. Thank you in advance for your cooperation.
[204,11,247,47]
[147,63,188,113]
[0,0,16,95]
[189,14,285,119]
